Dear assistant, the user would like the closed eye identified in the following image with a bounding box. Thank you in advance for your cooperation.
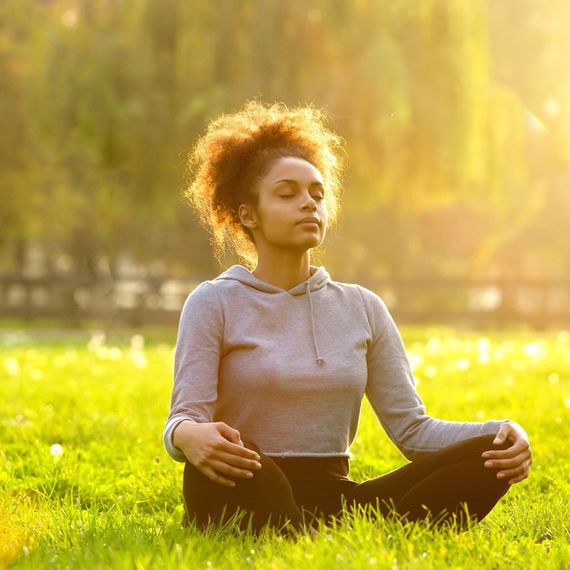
[279,194,324,200]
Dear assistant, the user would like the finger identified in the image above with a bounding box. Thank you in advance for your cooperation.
[217,422,244,446]
[216,450,262,471]
[483,450,532,469]
[507,473,528,485]
[508,467,531,485]
[492,423,512,445]
[482,441,529,459]
[223,429,241,443]
[209,458,256,480]
[201,465,238,488]
[481,447,519,460]
[229,434,244,446]
[217,439,261,460]
[495,462,530,480]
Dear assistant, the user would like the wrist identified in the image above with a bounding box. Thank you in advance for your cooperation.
[172,419,197,448]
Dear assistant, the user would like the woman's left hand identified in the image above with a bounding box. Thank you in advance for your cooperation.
[481,420,532,485]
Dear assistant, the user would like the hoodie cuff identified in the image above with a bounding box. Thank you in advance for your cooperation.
[163,416,195,462]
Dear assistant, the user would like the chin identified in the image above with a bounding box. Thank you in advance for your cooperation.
[295,238,323,251]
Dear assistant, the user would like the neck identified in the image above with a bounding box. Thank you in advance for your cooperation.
[252,251,315,291]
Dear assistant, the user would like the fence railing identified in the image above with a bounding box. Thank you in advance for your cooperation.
[0,274,568,328]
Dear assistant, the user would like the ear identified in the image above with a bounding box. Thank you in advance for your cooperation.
[238,203,258,229]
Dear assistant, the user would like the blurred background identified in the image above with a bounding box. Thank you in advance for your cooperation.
[1,0,569,329]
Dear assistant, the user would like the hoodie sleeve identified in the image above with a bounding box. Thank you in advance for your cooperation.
[163,281,224,462]
[357,285,508,461]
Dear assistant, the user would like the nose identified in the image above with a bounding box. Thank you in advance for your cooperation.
[301,190,318,210]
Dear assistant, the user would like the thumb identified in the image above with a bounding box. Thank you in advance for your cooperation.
[232,433,244,446]
[218,422,244,446]
[493,425,509,444]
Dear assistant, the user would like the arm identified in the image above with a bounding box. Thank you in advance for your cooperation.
[358,286,508,461]
[163,281,224,462]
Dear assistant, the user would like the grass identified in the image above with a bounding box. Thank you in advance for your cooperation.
[1,324,569,569]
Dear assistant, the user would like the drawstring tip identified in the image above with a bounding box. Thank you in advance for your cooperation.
[316,358,325,366]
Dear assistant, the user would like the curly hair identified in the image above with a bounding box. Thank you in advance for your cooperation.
[183,99,347,270]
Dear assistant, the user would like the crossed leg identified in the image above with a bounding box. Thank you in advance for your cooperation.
[339,433,512,530]
[181,434,511,537]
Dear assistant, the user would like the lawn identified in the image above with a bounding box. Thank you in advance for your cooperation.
[1,325,568,569]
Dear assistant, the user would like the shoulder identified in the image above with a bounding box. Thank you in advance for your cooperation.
[180,280,223,316]
[352,283,388,311]
[177,280,224,334]
[325,277,367,300]
[321,276,389,311]
[350,283,396,339]
[185,279,219,302]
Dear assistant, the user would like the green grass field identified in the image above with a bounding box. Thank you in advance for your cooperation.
[1,325,569,569]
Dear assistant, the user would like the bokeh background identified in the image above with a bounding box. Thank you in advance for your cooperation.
[1,0,569,328]
[2,3,570,567]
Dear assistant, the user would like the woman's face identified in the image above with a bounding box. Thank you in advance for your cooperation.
[240,156,328,252]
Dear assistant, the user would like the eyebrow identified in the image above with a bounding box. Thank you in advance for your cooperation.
[271,179,325,189]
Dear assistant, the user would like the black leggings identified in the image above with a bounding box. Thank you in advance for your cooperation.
[182,433,511,537]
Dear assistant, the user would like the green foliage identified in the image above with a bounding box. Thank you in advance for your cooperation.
[1,0,569,279]
[1,326,568,568]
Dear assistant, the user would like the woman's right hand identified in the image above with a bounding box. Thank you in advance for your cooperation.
[173,420,263,487]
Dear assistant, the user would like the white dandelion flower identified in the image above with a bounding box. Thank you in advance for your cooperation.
[87,331,106,351]
[131,351,148,369]
[5,357,20,376]
[523,342,545,360]
[457,358,470,370]
[50,443,64,461]
[130,334,145,351]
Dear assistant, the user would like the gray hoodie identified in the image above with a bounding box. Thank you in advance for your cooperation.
[163,264,506,462]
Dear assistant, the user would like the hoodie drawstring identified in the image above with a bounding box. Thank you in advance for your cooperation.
[306,282,325,366]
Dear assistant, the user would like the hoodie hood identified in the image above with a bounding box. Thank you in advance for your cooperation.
[215,264,331,366]
[215,264,331,295]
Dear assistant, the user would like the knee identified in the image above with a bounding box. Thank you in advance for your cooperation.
[480,432,511,454]
[461,433,511,457]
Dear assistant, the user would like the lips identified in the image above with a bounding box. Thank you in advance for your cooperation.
[297,217,320,225]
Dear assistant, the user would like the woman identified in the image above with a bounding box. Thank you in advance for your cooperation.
[163,100,532,539]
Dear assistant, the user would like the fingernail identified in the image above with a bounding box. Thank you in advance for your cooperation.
[484,461,493,467]
[497,473,505,478]
[482,453,490,458]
